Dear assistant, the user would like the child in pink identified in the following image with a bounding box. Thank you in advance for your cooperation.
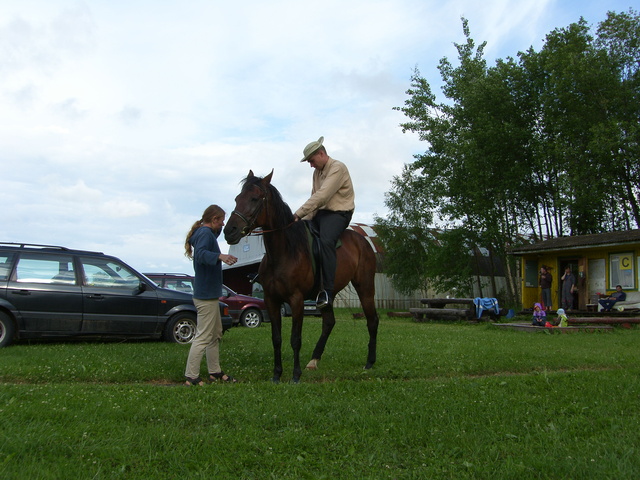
[531,302,546,326]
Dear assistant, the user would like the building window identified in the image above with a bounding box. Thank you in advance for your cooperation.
[525,260,538,287]
[609,252,635,290]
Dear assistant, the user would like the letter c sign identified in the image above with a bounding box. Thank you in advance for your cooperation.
[620,255,632,270]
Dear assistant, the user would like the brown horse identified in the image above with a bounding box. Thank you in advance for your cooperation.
[224,170,379,383]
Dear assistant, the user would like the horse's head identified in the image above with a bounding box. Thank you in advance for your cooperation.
[224,169,273,245]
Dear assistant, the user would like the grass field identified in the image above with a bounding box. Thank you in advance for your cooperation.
[1,310,639,479]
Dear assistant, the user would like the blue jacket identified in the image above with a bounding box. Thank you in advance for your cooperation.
[612,291,626,302]
[190,226,223,300]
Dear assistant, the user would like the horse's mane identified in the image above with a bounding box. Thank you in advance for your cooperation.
[241,174,309,256]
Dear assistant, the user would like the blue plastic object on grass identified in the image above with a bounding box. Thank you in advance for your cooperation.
[473,297,500,319]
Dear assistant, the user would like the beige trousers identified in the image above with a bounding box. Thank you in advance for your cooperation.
[184,298,223,379]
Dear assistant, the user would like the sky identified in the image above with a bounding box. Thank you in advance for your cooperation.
[1,0,637,275]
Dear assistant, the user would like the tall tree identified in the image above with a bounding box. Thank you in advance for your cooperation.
[595,9,640,227]
[376,12,640,303]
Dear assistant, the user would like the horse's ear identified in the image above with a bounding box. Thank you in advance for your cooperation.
[248,169,255,178]
[263,169,274,185]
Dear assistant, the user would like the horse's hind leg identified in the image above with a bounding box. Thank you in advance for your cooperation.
[354,282,379,369]
[307,308,336,369]
[290,314,304,383]
[268,301,284,383]
[362,296,379,369]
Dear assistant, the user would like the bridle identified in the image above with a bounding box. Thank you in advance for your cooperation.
[230,185,267,237]
[230,183,296,236]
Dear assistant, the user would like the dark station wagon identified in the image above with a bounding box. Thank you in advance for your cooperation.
[0,243,236,347]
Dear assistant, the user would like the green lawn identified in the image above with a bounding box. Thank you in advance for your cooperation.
[1,311,639,479]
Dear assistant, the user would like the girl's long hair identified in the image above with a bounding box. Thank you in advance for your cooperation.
[184,204,225,259]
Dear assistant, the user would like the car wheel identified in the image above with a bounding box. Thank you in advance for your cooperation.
[281,303,292,317]
[164,312,197,344]
[0,312,16,348]
[240,308,262,328]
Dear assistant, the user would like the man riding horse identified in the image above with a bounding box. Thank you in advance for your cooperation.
[293,136,355,309]
[224,169,378,383]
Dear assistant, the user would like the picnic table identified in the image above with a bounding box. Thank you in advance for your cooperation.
[410,297,503,322]
[410,298,475,322]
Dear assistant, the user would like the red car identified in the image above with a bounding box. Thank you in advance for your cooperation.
[144,273,269,328]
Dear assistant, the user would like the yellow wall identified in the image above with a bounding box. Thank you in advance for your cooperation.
[521,256,558,310]
[519,244,640,311]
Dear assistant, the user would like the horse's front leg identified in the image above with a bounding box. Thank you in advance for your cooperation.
[267,302,283,383]
[307,307,336,370]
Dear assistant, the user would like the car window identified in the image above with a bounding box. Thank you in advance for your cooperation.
[252,282,264,299]
[0,253,15,281]
[14,253,76,284]
[80,257,140,289]
[163,278,194,294]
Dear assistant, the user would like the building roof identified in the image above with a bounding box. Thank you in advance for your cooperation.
[511,229,640,255]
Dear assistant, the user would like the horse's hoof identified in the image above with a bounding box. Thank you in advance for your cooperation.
[290,378,300,384]
[272,377,280,384]
[306,359,319,370]
[364,363,374,370]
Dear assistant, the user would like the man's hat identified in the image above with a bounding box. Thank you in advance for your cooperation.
[300,136,324,162]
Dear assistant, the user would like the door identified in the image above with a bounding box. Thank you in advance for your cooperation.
[6,253,83,333]
[577,257,588,310]
[79,256,161,335]
[588,258,606,305]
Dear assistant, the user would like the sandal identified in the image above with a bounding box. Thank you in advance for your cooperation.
[184,377,205,386]
[209,371,238,383]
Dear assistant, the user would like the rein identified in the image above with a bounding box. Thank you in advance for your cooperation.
[246,221,296,236]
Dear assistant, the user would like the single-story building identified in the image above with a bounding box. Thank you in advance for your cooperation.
[510,229,640,311]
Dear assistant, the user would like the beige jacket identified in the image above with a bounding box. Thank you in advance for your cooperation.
[295,157,355,220]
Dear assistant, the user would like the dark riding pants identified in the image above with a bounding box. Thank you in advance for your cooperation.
[313,209,353,294]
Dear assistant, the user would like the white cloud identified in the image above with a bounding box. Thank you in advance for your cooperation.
[100,199,150,219]
[48,178,101,202]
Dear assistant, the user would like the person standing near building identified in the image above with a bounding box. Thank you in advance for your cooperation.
[183,204,238,386]
[293,136,355,309]
[539,265,553,311]
[560,266,576,311]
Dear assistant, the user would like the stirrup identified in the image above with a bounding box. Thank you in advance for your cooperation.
[316,290,330,309]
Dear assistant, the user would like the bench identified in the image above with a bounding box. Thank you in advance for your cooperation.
[568,317,640,328]
[494,323,613,333]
